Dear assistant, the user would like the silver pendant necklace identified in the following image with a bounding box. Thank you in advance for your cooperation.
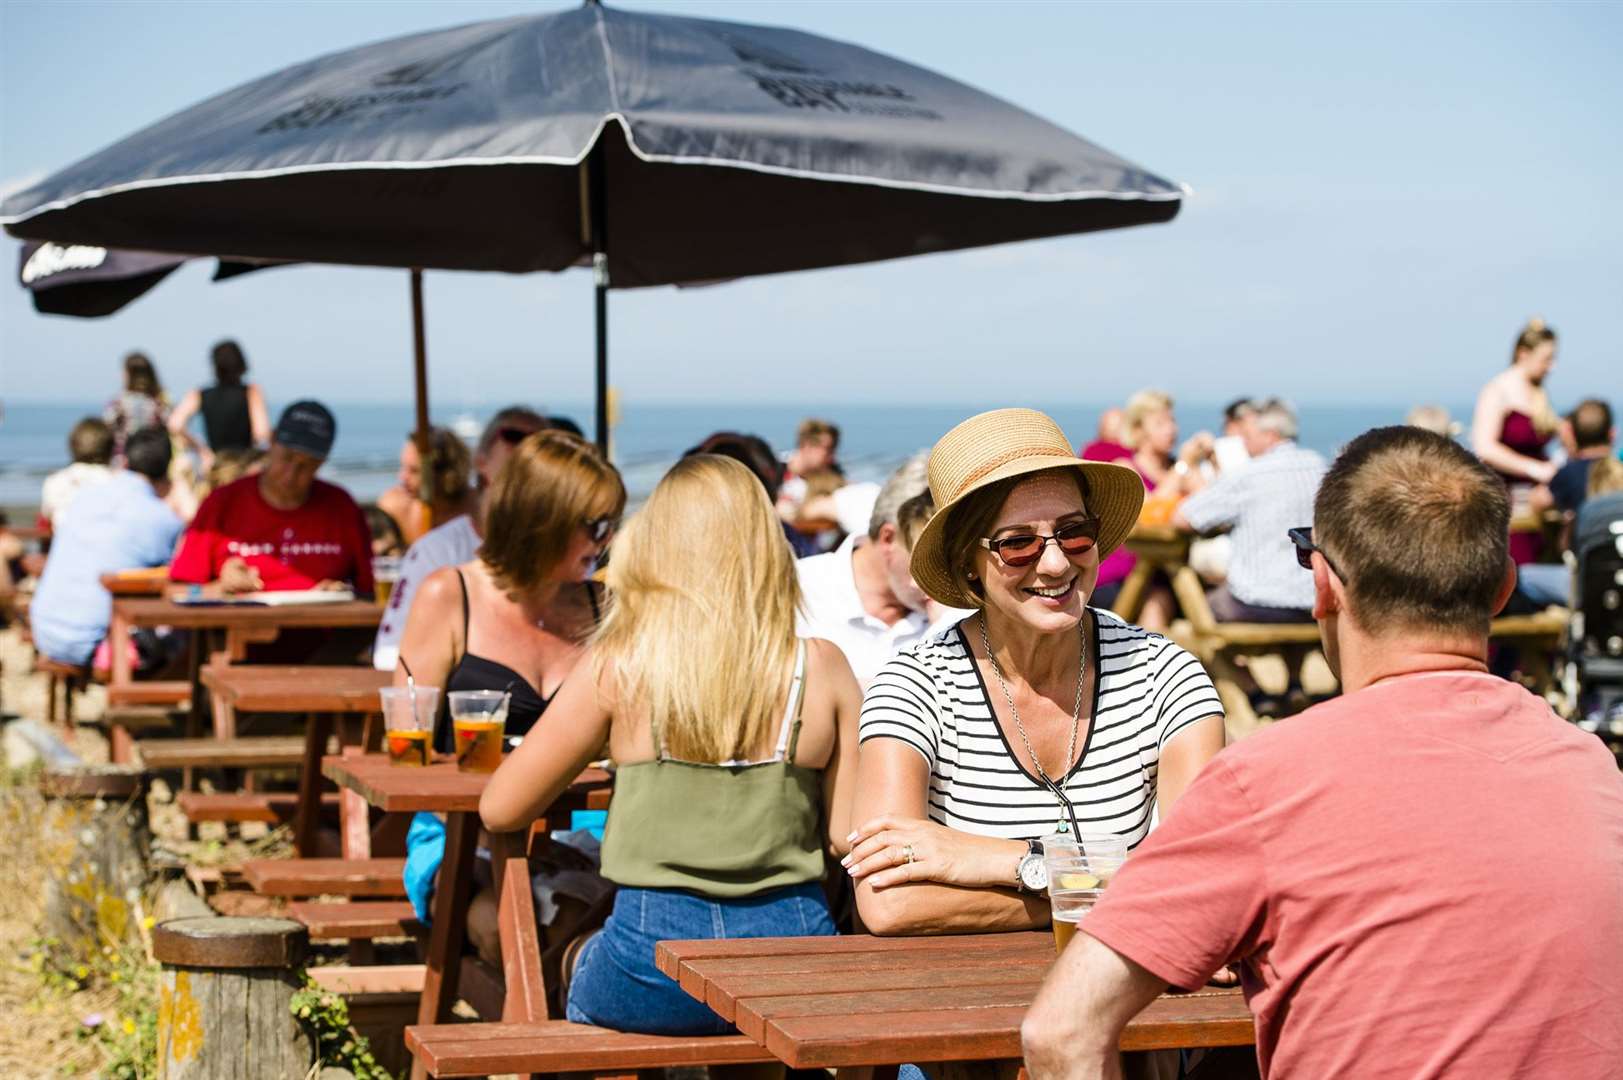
[978,614,1086,833]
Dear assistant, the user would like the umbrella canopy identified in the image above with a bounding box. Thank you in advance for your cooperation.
[3,2,1183,443]
[16,240,273,317]
[2,3,1180,275]
[19,240,188,317]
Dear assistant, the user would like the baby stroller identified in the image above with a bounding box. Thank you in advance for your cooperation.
[1565,490,1623,762]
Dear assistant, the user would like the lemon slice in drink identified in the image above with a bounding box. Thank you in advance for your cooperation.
[1056,871,1101,890]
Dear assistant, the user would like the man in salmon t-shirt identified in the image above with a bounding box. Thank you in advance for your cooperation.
[1023,426,1623,1080]
[170,400,373,597]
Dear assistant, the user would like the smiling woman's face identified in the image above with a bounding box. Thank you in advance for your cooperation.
[974,471,1096,635]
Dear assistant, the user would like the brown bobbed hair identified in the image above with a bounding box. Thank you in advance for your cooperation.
[1315,426,1508,638]
[479,430,625,594]
[940,467,1089,607]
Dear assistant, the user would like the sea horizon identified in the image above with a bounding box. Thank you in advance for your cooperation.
[1,398,1472,512]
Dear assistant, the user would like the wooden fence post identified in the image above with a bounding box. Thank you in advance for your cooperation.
[153,916,316,1080]
[40,765,150,961]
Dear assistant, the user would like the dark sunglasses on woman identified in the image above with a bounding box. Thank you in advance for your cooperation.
[584,516,619,544]
[980,517,1101,568]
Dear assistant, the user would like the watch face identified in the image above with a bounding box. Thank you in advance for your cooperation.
[1019,854,1048,892]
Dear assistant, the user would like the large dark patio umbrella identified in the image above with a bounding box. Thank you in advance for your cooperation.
[1,1,1183,450]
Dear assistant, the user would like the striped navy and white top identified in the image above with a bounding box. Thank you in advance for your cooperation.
[858,609,1223,849]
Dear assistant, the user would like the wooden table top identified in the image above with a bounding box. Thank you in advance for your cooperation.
[323,754,613,813]
[200,665,392,713]
[113,594,384,629]
[656,932,1254,1068]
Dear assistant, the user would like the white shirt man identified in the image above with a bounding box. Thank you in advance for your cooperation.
[796,455,970,686]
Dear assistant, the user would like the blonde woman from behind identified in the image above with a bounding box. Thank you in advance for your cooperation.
[481,454,863,1036]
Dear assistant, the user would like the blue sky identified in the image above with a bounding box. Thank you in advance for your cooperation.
[1,0,1619,412]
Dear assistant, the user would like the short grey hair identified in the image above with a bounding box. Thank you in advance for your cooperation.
[869,451,931,540]
[1251,397,1299,441]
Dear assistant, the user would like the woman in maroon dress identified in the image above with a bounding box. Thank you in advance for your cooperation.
[1471,318,1560,564]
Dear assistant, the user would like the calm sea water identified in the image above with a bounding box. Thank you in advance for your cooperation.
[0,399,1456,510]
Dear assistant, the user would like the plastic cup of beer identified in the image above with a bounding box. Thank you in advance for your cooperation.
[372,556,402,608]
[1044,833,1129,954]
[380,686,438,767]
[448,690,508,774]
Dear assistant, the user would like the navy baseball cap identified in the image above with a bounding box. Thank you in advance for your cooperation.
[273,400,336,460]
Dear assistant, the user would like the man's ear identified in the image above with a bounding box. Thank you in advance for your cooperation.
[876,522,898,547]
[1311,555,1341,621]
[1492,556,1518,616]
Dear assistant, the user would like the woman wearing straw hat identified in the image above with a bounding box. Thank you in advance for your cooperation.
[845,409,1225,934]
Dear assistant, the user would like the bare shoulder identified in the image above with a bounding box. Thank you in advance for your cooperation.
[805,637,856,684]
[411,565,464,615]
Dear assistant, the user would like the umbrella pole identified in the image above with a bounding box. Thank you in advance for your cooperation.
[588,144,610,457]
[410,268,434,526]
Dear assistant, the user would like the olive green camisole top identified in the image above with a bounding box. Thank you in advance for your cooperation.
[598,641,826,898]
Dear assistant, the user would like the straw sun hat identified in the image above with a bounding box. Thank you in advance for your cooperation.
[909,408,1146,610]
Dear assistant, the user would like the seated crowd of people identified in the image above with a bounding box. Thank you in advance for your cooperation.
[9,320,1621,1080]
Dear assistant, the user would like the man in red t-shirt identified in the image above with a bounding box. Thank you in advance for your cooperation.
[171,400,373,597]
[1023,426,1623,1080]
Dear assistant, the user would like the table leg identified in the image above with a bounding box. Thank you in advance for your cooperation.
[412,810,479,1080]
[1114,560,1155,623]
[491,830,548,1024]
[294,712,335,858]
[108,605,133,698]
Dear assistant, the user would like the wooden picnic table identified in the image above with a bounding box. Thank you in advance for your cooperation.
[202,665,392,856]
[656,931,1254,1070]
[106,593,382,736]
[323,753,612,1080]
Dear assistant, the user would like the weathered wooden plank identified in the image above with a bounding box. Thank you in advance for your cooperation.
[405,1024,773,1079]
[655,930,1047,978]
[139,736,308,770]
[307,964,426,995]
[706,960,1046,1023]
[288,901,423,940]
[241,857,407,897]
[733,980,1045,1043]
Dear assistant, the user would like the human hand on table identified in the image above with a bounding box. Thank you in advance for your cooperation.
[312,579,349,591]
[843,814,1022,890]
[218,557,264,594]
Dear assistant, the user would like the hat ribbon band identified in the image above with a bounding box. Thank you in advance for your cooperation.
[951,446,1078,500]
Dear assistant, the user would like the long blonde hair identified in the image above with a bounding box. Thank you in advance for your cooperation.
[592,455,801,762]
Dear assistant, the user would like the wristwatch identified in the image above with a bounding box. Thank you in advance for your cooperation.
[1015,839,1047,894]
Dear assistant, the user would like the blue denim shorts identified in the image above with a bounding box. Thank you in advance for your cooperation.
[565,882,834,1035]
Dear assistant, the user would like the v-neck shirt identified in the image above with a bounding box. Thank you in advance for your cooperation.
[858,608,1223,847]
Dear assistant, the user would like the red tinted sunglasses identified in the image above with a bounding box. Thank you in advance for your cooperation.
[980,517,1101,568]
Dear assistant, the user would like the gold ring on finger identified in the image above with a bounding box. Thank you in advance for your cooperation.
[902,843,916,865]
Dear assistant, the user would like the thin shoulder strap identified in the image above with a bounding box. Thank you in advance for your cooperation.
[777,639,808,762]
[455,568,471,650]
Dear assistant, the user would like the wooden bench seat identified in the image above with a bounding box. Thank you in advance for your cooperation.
[107,679,192,707]
[137,735,307,770]
[32,655,90,727]
[406,1021,774,1078]
[242,857,407,897]
[177,790,339,824]
[290,900,423,940]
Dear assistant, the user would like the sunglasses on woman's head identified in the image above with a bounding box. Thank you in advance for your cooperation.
[584,516,619,544]
[495,426,535,446]
[980,517,1100,568]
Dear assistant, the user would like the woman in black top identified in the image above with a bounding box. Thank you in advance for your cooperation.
[168,339,272,465]
[394,429,624,963]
